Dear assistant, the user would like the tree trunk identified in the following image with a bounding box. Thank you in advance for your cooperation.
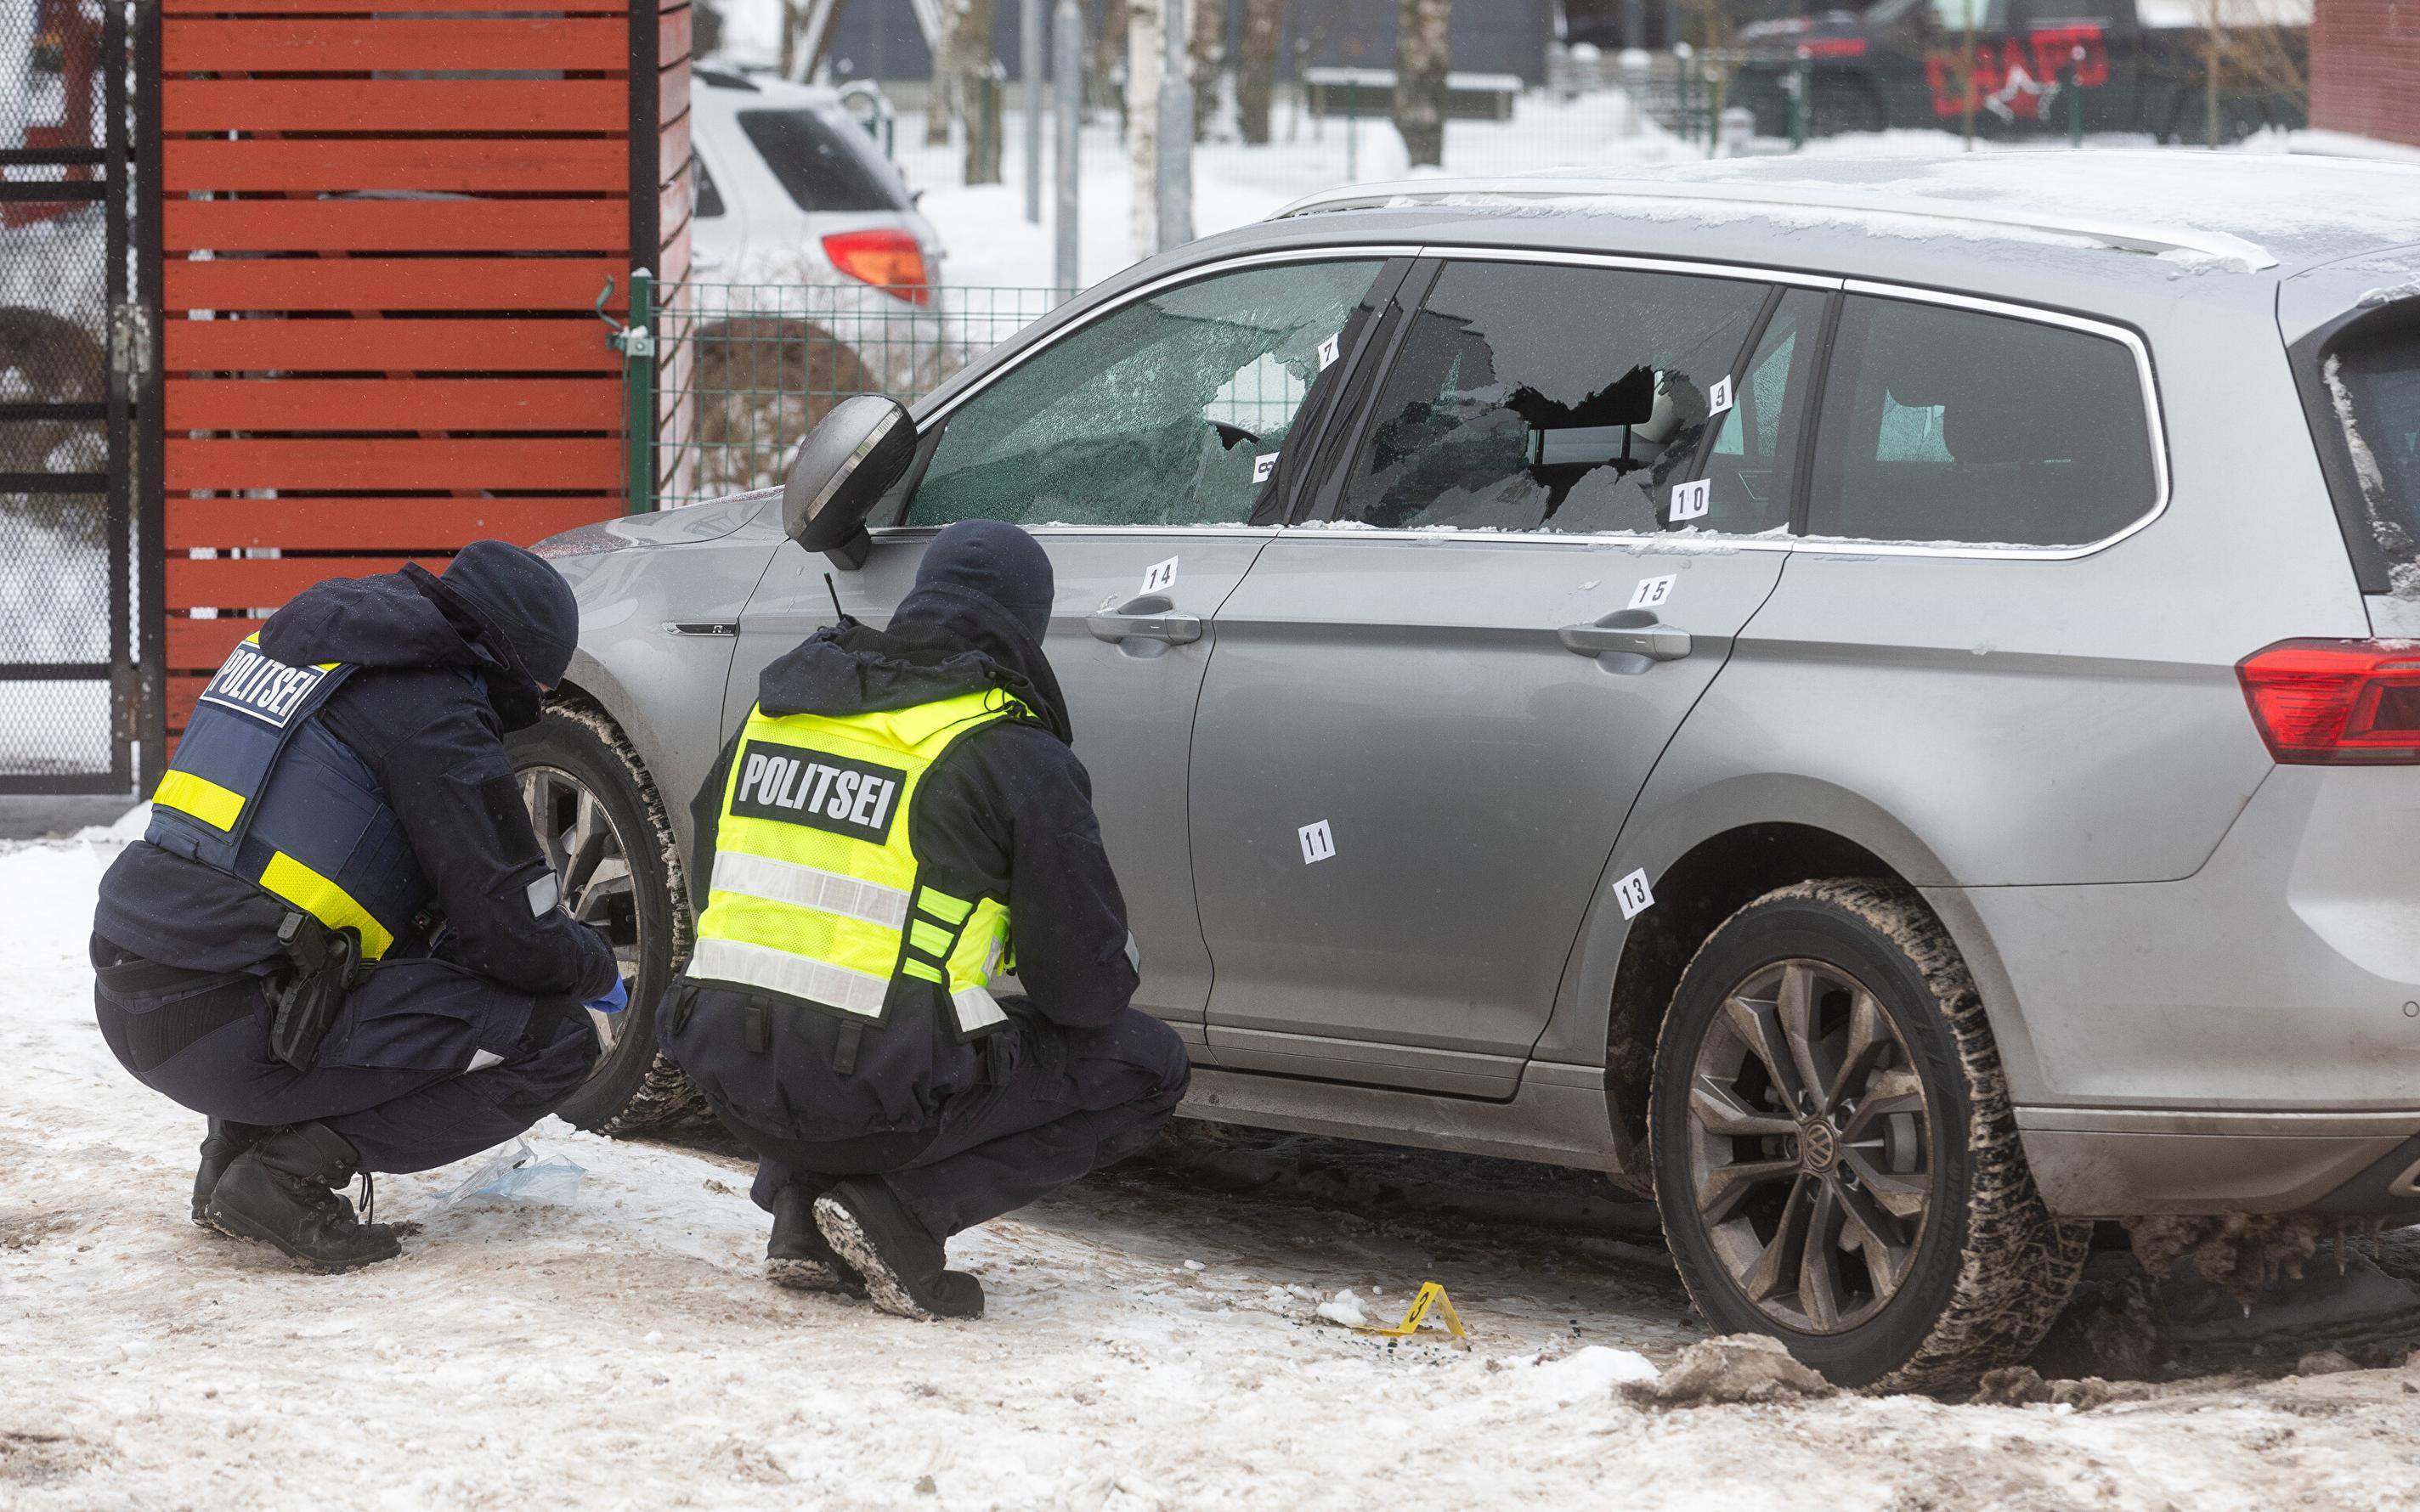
[1094,0,1131,110]
[958,0,1004,182]
[1235,0,1282,144]
[1127,0,1162,258]
[926,0,960,144]
[1190,0,1223,139]
[1394,0,1449,167]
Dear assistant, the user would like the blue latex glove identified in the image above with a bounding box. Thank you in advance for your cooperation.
[585,976,629,1015]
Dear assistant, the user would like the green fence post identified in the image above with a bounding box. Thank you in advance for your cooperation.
[979,70,1002,182]
[2067,49,2084,148]
[1345,74,1359,182]
[617,268,655,515]
[1790,53,1810,150]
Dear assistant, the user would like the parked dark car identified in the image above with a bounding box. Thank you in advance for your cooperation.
[1727,0,2307,144]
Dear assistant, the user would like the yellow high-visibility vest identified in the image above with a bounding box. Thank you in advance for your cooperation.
[689,688,1026,1037]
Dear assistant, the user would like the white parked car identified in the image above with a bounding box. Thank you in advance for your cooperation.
[687,67,944,298]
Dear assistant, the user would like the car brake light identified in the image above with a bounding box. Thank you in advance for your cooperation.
[2236,639,2420,764]
[822,228,930,305]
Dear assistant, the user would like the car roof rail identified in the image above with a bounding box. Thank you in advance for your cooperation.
[1267,177,2279,272]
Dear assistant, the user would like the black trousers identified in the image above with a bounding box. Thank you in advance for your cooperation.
[702,1005,1191,1242]
[93,950,597,1175]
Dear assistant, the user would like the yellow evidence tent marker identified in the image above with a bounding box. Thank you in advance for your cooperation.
[1354,1282,1467,1339]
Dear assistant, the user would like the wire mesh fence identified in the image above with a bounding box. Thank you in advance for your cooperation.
[2,0,133,789]
[651,280,1067,510]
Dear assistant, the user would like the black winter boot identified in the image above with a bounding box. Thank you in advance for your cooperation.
[193,1119,271,1227]
[813,1179,982,1321]
[766,1182,866,1296]
[206,1123,401,1272]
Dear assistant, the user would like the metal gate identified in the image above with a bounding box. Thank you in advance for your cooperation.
[0,0,149,794]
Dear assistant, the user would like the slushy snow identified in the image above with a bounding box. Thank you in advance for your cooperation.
[14,835,2420,1509]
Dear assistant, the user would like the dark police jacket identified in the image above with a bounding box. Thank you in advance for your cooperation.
[95,572,619,1001]
[670,579,1141,1141]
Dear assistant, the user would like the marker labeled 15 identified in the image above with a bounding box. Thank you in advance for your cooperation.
[1627,574,1676,611]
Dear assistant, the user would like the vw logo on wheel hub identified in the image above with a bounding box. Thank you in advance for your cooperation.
[1798,1119,1840,1173]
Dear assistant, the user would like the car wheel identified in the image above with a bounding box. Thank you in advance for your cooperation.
[506,701,701,1133]
[1648,878,2088,1391]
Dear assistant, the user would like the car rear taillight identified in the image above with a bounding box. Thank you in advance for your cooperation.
[822,228,930,305]
[2237,639,2420,764]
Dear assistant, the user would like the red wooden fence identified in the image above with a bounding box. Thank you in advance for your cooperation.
[156,0,691,740]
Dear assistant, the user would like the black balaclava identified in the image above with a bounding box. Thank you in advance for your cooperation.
[907,519,1053,640]
[888,519,1071,743]
[404,539,580,731]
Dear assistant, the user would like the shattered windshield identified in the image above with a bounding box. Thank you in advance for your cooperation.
[2327,327,2420,595]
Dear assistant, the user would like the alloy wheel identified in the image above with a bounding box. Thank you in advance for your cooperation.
[520,764,643,1064]
[1682,957,1934,1334]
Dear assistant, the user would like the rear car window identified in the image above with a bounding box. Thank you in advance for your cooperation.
[2324,328,2420,595]
[1337,262,1772,534]
[1806,296,2157,548]
[1703,288,1827,532]
[738,109,906,213]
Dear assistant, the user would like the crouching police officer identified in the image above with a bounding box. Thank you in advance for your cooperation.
[91,541,625,1272]
[664,520,1191,1320]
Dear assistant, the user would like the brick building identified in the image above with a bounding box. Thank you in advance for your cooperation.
[2310,0,2420,148]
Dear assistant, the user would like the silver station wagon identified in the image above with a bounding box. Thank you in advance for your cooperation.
[522,153,2420,1387]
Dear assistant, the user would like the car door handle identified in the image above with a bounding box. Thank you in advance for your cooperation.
[1558,610,1692,662]
[1087,595,1202,646]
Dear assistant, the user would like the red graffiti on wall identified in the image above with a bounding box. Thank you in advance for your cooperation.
[1925,25,2108,123]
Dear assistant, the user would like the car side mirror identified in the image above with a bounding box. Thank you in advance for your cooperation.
[783,393,918,570]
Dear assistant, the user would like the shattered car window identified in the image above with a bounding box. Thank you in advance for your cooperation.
[911,260,1383,528]
[1337,262,1768,533]
[1704,289,1826,530]
[2325,327,2420,596]
[1807,296,2156,547]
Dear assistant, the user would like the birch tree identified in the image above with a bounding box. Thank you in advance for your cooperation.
[955,0,1003,182]
[1128,0,1162,258]
[926,0,959,144]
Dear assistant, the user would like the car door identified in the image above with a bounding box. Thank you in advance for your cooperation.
[731,252,1403,1042]
[1189,257,1833,1096]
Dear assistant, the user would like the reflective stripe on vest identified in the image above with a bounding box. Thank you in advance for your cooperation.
[144,634,433,961]
[691,688,1024,1036]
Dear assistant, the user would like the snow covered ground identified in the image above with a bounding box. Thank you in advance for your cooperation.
[14,835,2420,1509]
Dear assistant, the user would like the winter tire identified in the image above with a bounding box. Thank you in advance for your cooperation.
[506,701,698,1132]
[1648,879,2088,1391]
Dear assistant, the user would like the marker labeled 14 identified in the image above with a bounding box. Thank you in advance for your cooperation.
[1141,556,1179,595]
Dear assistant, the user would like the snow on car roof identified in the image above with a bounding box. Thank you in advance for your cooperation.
[1274,152,2420,274]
